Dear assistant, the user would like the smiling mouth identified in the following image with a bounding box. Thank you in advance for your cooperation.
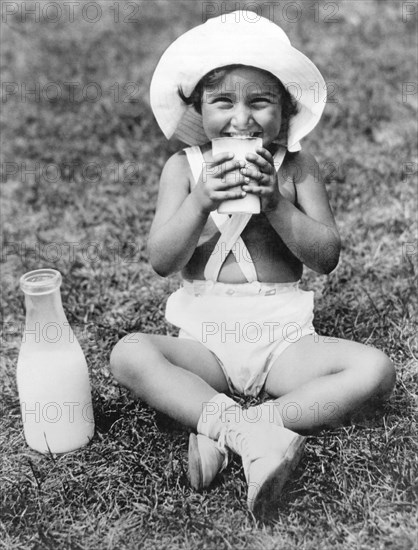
[222,132,262,139]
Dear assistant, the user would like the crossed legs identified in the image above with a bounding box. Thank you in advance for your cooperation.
[110,332,395,433]
[110,331,395,510]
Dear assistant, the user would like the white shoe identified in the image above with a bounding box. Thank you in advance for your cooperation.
[188,433,229,490]
[218,419,305,515]
[188,401,296,495]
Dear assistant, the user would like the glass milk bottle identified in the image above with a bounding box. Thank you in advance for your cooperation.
[17,269,94,454]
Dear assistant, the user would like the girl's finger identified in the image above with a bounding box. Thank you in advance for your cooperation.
[211,152,235,164]
[244,153,273,173]
[212,188,247,200]
[255,147,274,163]
[212,160,245,177]
[221,160,246,173]
[241,184,269,194]
[241,166,263,181]
[214,173,246,190]
[207,160,243,180]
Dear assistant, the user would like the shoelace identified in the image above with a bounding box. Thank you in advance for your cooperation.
[218,424,252,481]
[217,440,229,473]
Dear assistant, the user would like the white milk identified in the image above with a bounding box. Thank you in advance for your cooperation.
[17,348,94,454]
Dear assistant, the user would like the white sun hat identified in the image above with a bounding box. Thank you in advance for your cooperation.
[150,11,326,152]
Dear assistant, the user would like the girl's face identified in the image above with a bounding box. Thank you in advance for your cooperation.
[200,66,283,148]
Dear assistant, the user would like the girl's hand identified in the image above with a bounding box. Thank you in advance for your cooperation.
[192,152,248,213]
[240,147,281,212]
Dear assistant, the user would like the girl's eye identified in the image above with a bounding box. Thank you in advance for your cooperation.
[212,97,232,104]
[252,98,271,105]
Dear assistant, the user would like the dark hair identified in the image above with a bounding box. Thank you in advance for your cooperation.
[178,64,299,141]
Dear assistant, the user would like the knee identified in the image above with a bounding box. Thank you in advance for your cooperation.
[109,337,132,384]
[109,333,152,386]
[364,350,396,400]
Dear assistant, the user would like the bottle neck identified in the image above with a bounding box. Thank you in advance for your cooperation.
[24,288,68,326]
[21,288,75,349]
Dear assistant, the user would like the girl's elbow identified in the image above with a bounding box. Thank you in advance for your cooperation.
[322,256,339,274]
[147,242,170,277]
[323,240,341,274]
[149,254,172,277]
[317,238,341,274]
[151,263,171,278]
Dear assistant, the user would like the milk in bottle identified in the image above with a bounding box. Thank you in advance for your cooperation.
[17,269,94,454]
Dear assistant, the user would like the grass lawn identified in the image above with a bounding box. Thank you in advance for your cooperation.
[1,1,417,548]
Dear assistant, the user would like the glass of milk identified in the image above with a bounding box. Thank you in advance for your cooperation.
[212,136,262,214]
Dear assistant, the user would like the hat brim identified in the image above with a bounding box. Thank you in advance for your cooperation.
[150,12,326,151]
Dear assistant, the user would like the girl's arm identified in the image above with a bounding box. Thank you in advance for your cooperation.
[148,150,246,276]
[265,151,341,274]
[147,152,209,277]
[241,149,340,274]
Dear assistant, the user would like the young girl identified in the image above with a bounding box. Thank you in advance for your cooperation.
[110,12,395,516]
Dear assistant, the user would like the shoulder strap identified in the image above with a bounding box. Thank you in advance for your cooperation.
[273,147,287,172]
[184,146,205,186]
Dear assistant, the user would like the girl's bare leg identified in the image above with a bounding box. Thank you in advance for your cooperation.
[263,335,396,433]
[109,333,229,428]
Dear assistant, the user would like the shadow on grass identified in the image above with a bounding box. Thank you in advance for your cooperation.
[93,391,155,435]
